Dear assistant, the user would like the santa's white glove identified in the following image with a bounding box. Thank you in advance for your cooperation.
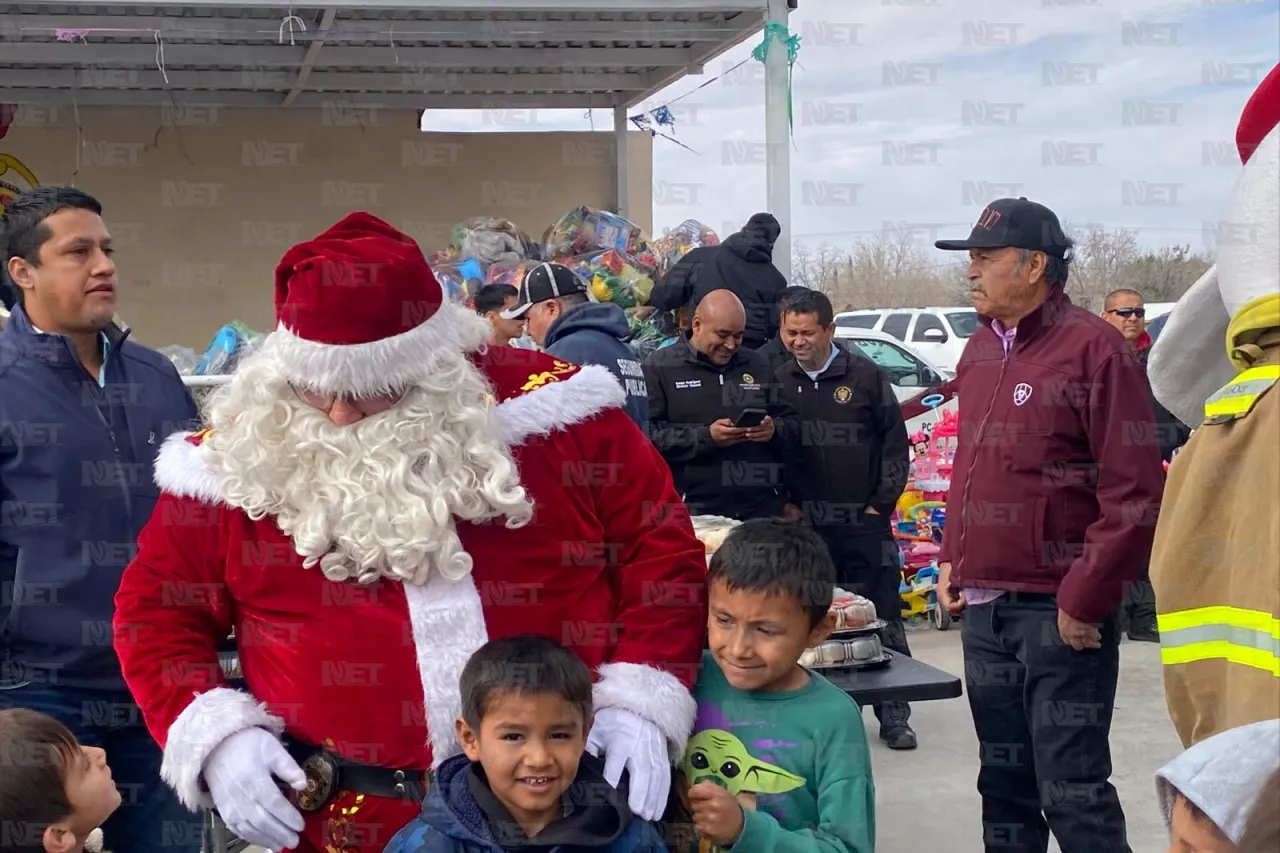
[203,727,308,852]
[585,707,670,821]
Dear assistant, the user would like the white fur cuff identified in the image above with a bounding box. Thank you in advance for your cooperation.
[593,662,697,762]
[153,431,227,505]
[160,687,286,811]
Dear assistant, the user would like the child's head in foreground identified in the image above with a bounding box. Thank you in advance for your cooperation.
[0,709,120,853]
[1157,719,1280,853]
[457,635,594,836]
[707,517,836,693]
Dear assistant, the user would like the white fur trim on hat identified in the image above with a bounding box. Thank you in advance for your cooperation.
[160,687,286,810]
[593,662,698,762]
[152,363,626,504]
[403,571,489,768]
[259,301,491,397]
[496,364,626,446]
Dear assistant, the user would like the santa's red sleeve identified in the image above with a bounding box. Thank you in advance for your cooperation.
[574,407,707,760]
[483,354,708,761]
[114,432,284,811]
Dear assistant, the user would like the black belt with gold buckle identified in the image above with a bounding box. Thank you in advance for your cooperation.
[282,737,430,812]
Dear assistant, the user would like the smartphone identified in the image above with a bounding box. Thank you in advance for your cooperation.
[733,408,768,429]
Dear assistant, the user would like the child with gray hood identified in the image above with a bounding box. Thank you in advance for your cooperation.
[1156,718,1280,852]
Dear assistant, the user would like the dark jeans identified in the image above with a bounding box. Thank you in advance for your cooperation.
[962,593,1131,853]
[0,683,202,853]
[815,519,912,728]
[1119,564,1157,635]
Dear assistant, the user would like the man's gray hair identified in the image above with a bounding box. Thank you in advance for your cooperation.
[1014,247,1071,288]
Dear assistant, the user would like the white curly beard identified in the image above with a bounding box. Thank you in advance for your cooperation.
[198,344,535,585]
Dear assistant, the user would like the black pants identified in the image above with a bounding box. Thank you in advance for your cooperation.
[814,519,912,727]
[1119,564,1157,635]
[962,593,1131,853]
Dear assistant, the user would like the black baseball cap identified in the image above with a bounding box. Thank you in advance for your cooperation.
[499,262,590,319]
[935,197,1073,258]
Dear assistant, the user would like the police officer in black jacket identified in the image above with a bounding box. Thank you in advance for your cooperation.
[756,284,813,370]
[775,289,918,750]
[643,289,793,520]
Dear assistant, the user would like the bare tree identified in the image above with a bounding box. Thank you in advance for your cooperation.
[791,240,844,295]
[1114,244,1211,304]
[1063,224,1141,312]
[837,230,957,309]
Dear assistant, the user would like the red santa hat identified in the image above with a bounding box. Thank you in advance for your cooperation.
[1237,61,1280,164]
[260,212,480,396]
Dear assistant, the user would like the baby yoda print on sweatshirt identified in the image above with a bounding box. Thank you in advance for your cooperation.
[676,651,876,853]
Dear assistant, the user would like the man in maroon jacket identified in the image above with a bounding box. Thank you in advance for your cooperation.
[933,198,1164,853]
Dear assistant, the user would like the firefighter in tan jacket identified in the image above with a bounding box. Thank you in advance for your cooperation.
[1147,63,1280,749]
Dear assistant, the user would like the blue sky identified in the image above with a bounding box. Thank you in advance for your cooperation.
[423,0,1279,259]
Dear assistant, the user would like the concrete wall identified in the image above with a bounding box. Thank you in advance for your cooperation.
[0,106,652,348]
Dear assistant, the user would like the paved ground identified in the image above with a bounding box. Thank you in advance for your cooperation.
[874,623,1182,853]
[245,625,1181,853]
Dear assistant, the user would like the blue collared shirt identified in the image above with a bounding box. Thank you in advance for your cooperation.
[30,323,112,387]
[802,342,841,381]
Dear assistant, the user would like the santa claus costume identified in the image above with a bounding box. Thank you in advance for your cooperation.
[113,213,707,852]
[1147,63,1280,747]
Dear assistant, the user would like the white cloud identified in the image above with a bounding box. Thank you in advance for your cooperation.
[423,0,1278,258]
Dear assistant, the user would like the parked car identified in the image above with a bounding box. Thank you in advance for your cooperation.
[835,327,958,436]
[833,306,978,372]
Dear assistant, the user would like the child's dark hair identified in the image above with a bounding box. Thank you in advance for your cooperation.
[708,517,836,627]
[474,283,518,316]
[460,635,594,728]
[0,709,79,853]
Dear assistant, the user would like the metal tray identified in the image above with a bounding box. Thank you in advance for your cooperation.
[830,619,888,638]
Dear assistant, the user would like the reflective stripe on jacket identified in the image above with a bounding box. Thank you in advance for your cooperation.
[1151,349,1280,749]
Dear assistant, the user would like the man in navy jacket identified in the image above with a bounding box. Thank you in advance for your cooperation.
[503,262,649,426]
[0,187,202,853]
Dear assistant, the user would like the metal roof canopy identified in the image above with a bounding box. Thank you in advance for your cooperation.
[0,0,769,111]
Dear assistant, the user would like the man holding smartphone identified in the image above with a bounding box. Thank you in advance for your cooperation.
[775,289,916,749]
[642,289,793,520]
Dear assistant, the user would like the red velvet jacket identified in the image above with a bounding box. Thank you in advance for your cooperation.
[937,290,1165,623]
[113,349,707,814]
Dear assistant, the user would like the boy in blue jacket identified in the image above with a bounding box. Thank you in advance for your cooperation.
[383,635,668,853]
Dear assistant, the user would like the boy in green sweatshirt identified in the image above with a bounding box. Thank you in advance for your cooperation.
[674,517,875,853]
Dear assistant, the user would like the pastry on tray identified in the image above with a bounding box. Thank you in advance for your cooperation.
[830,594,878,630]
[800,635,884,668]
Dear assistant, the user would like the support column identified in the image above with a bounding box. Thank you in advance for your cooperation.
[613,105,630,218]
[764,0,792,281]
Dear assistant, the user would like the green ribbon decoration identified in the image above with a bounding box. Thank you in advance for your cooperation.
[750,22,802,136]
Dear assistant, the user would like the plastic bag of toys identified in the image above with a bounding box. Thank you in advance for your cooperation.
[484,258,536,288]
[543,207,659,275]
[449,216,540,268]
[194,321,264,376]
[625,308,668,361]
[653,219,720,277]
[560,250,656,310]
[433,261,486,304]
